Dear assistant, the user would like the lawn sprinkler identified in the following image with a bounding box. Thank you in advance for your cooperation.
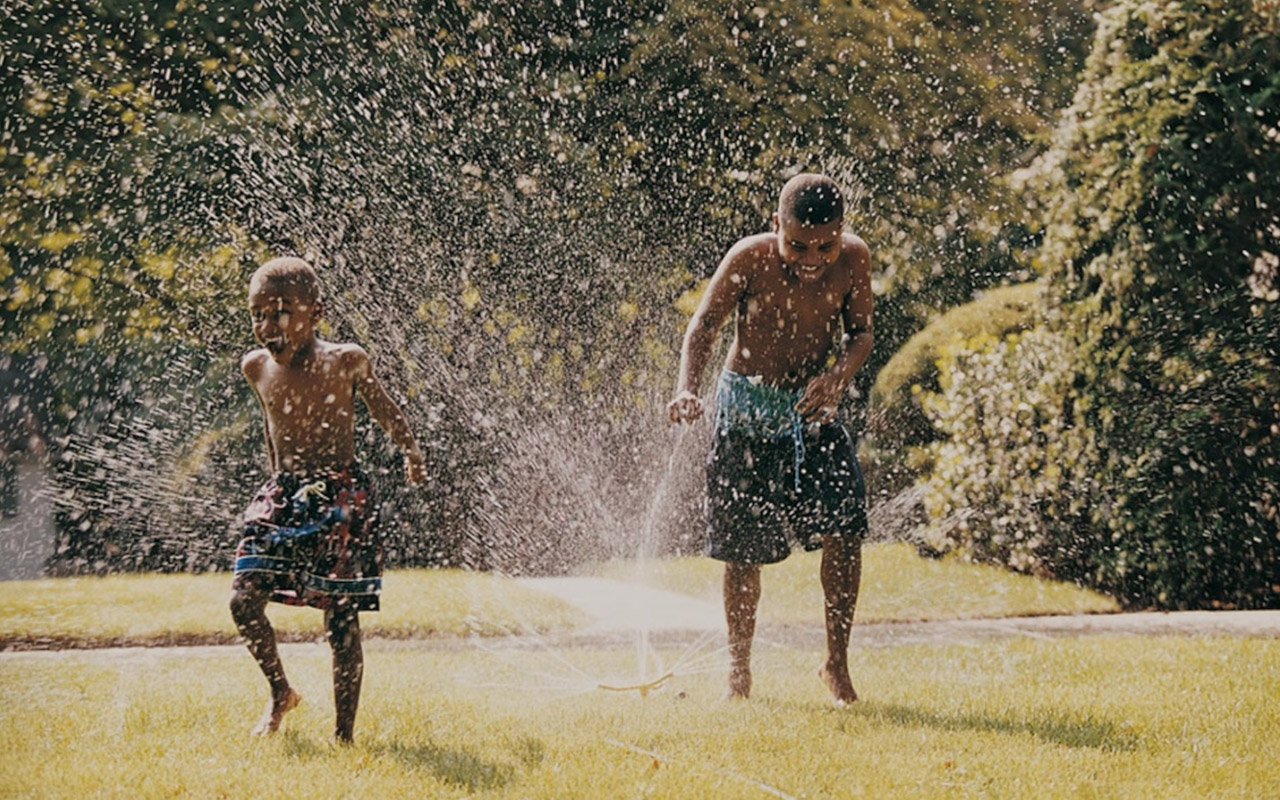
[597,672,674,697]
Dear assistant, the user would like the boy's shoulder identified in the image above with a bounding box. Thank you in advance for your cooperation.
[732,232,778,259]
[318,340,374,378]
[722,233,779,274]
[241,348,271,379]
[322,340,371,362]
[841,232,870,260]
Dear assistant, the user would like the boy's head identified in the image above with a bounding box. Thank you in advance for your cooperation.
[248,258,323,360]
[772,173,845,282]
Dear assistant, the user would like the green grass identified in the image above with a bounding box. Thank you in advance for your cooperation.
[0,544,1117,647]
[1,635,1275,798]
[587,542,1120,624]
[0,569,586,645]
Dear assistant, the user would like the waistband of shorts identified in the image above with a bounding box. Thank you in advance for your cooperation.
[715,371,808,490]
[272,463,367,489]
[714,370,802,436]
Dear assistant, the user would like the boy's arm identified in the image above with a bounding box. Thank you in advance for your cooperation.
[797,236,874,423]
[241,351,277,473]
[669,240,754,423]
[348,347,427,484]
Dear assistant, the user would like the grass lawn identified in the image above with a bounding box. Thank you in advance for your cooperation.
[1,634,1275,799]
[0,544,1117,647]
[588,542,1120,624]
[0,569,587,645]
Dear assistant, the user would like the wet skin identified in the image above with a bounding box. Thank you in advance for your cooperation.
[243,280,425,480]
[668,214,873,425]
[669,212,873,704]
[232,276,425,741]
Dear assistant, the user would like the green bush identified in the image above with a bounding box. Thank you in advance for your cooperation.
[917,0,1280,609]
[866,282,1038,493]
[916,325,1095,570]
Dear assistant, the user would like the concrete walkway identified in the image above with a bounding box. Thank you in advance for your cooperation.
[519,576,1280,649]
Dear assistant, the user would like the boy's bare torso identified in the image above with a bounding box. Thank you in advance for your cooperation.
[243,341,365,475]
[724,232,864,390]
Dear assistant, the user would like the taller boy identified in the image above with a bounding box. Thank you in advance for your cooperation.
[668,174,873,704]
[232,257,426,742]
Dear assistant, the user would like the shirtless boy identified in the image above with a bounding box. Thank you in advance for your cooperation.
[231,257,426,742]
[668,173,873,704]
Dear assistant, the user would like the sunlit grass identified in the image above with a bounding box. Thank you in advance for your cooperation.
[0,569,586,644]
[1,635,1274,798]
[0,544,1116,646]
[587,542,1120,624]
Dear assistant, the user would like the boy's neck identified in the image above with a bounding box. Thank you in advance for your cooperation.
[274,335,321,368]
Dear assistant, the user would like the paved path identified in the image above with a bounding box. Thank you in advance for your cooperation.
[519,576,1280,650]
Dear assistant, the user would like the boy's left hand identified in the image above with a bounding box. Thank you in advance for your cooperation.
[796,372,846,424]
[405,455,428,486]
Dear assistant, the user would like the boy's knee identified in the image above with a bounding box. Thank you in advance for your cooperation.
[230,582,267,620]
[324,606,360,643]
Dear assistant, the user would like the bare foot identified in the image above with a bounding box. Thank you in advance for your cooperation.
[819,663,858,706]
[250,688,301,736]
[723,666,752,700]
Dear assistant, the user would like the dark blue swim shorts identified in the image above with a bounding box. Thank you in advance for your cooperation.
[704,422,868,564]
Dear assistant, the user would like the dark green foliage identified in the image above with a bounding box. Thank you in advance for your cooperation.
[3,0,1097,573]
[866,282,1038,493]
[919,0,1280,608]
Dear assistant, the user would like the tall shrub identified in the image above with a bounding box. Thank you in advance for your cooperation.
[919,0,1280,608]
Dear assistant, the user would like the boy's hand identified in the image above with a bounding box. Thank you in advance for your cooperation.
[796,373,846,424]
[667,391,704,424]
[405,454,428,485]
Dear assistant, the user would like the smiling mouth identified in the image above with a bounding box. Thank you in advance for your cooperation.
[264,338,286,353]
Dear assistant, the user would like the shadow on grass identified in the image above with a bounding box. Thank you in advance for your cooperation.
[372,741,518,791]
[281,731,328,760]
[846,701,1140,751]
[278,730,536,790]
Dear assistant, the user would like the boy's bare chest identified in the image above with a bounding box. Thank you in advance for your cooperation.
[258,369,356,425]
[739,282,845,337]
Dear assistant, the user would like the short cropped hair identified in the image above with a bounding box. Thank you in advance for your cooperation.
[250,257,321,303]
[777,173,844,227]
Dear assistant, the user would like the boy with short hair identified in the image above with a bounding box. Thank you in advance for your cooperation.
[668,173,873,704]
[231,257,426,742]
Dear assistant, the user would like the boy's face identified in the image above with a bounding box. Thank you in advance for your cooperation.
[248,279,321,361]
[772,213,843,283]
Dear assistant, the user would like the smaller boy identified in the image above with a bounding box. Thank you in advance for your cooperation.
[231,257,426,743]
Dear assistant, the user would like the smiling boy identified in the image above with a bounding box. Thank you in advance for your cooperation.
[231,257,426,742]
[668,173,873,704]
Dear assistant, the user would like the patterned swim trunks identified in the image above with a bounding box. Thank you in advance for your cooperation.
[233,465,382,611]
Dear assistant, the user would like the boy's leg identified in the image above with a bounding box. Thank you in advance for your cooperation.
[723,560,761,699]
[325,603,363,743]
[819,534,861,704]
[230,575,300,734]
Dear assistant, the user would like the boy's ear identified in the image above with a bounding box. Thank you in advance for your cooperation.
[770,211,780,233]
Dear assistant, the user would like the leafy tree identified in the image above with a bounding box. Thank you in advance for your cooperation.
[3,0,1099,572]
[918,0,1280,608]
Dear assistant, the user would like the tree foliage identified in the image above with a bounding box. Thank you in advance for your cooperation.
[2,0,1095,572]
[919,0,1280,608]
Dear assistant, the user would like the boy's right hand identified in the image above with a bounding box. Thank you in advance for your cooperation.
[667,391,704,424]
